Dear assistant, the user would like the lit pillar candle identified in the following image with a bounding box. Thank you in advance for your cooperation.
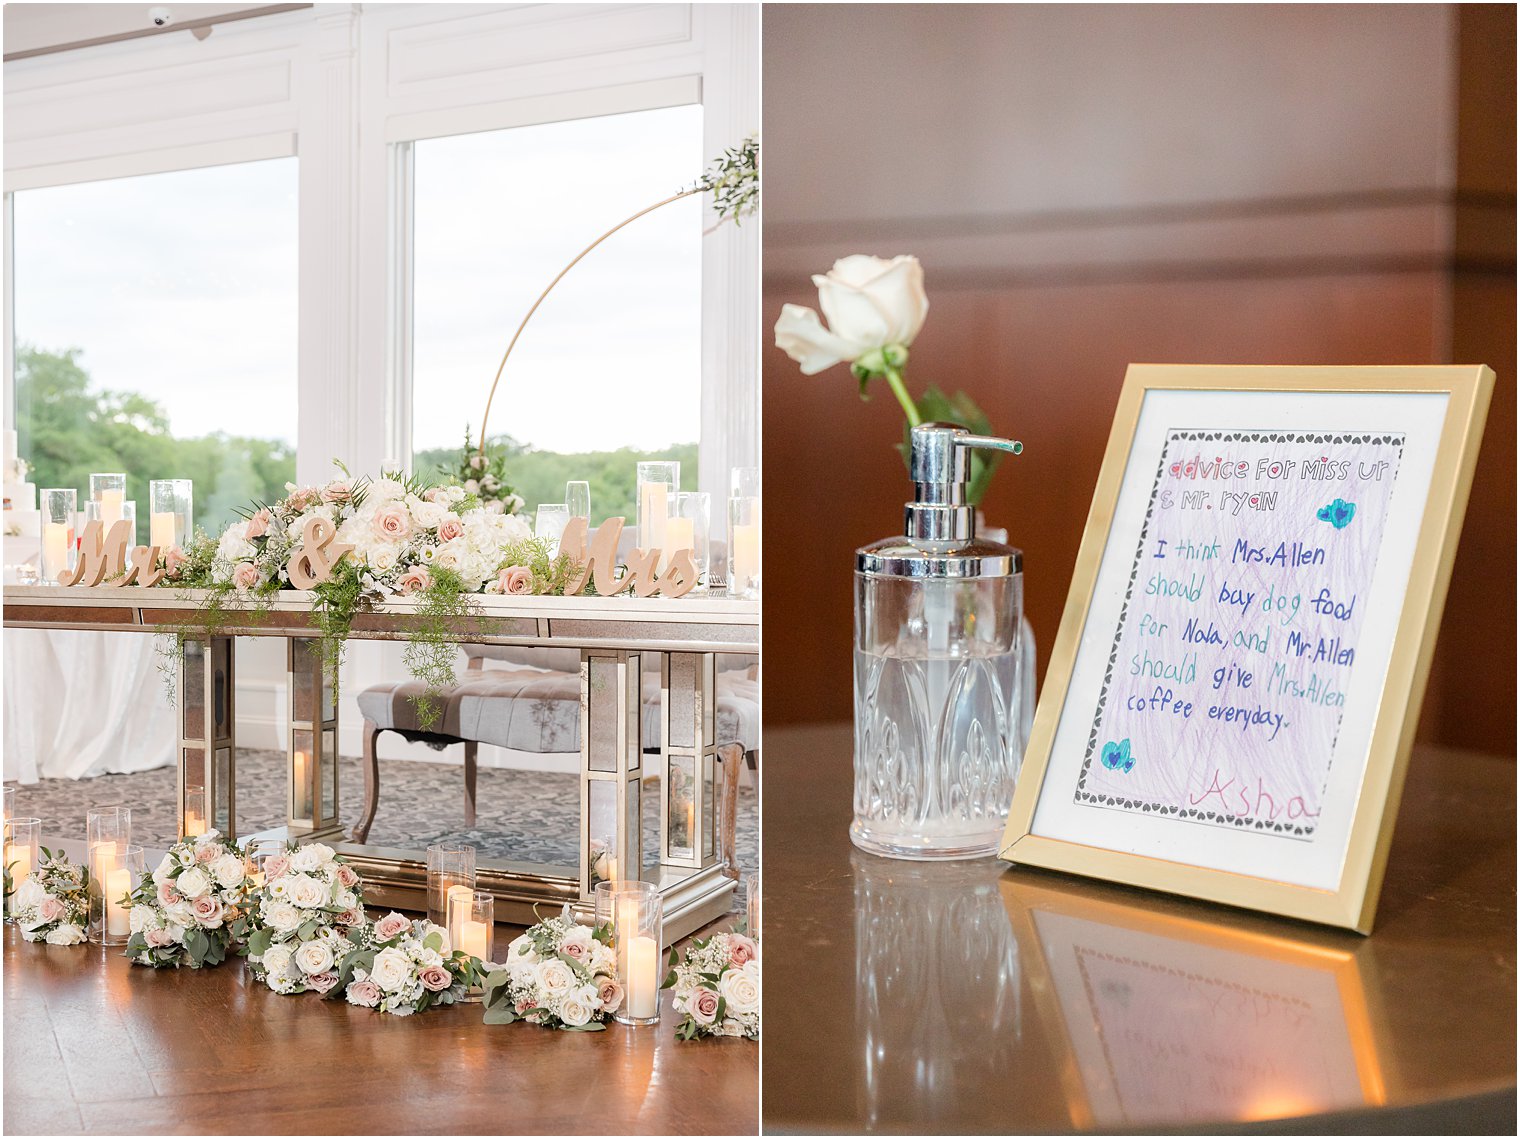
[626,935,659,1019]
[446,883,473,942]
[105,866,132,935]
[42,522,70,582]
[639,482,669,551]
[8,842,32,885]
[685,798,696,848]
[293,750,310,817]
[99,489,124,527]
[664,516,694,556]
[460,919,489,961]
[733,522,759,583]
[150,511,176,550]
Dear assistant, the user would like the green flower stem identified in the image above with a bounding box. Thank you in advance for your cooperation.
[882,365,922,428]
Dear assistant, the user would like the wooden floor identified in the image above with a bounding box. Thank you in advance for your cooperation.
[2,918,757,1135]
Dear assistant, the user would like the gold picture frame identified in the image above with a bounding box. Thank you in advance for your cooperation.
[1000,364,1495,933]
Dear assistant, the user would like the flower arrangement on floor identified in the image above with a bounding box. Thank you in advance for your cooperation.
[663,927,759,1040]
[8,848,90,945]
[482,906,622,1031]
[441,428,525,516]
[235,841,367,995]
[125,832,249,969]
[331,911,484,1016]
[774,254,1009,506]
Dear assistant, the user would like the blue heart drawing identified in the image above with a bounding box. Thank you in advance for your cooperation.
[1316,498,1356,529]
[1100,738,1135,774]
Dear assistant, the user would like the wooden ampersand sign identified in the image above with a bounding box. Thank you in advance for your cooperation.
[558,516,698,598]
[57,520,165,588]
[286,516,355,589]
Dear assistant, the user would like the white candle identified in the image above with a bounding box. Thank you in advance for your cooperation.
[105,867,132,935]
[733,521,760,583]
[446,883,472,941]
[294,750,310,817]
[42,522,70,581]
[8,843,32,886]
[685,798,696,848]
[460,919,489,961]
[626,935,659,1019]
[665,516,694,556]
[184,809,205,837]
[150,511,176,550]
[639,482,670,552]
[99,489,124,527]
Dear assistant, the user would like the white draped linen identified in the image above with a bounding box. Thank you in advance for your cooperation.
[3,629,175,784]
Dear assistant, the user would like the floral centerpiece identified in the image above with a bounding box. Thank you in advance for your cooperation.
[234,841,367,995]
[481,906,622,1031]
[125,831,248,969]
[774,254,1008,505]
[331,911,484,1016]
[663,927,760,1040]
[8,848,90,945]
[441,428,524,516]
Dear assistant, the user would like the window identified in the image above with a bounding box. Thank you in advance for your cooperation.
[10,157,299,536]
[409,104,703,524]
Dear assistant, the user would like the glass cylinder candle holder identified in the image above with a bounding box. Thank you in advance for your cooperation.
[565,481,591,520]
[4,817,41,917]
[88,473,127,528]
[535,503,570,546]
[3,785,13,826]
[591,833,619,884]
[244,838,285,891]
[426,840,476,931]
[183,787,207,837]
[669,491,711,586]
[94,842,143,946]
[149,479,193,551]
[594,879,663,1026]
[89,499,137,546]
[40,489,77,585]
[635,461,679,556]
[454,890,493,1004]
[86,806,133,944]
[730,465,759,502]
[747,868,761,942]
[727,493,760,600]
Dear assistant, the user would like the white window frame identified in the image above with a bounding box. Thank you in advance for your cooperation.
[2,2,760,504]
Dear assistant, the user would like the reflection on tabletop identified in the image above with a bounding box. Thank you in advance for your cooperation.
[852,856,1385,1132]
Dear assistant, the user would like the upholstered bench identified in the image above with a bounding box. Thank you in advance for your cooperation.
[353,645,759,869]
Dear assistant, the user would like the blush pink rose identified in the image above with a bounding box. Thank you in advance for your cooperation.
[39,896,66,923]
[418,965,453,992]
[515,998,536,1015]
[424,487,449,505]
[372,911,412,941]
[145,927,173,948]
[284,487,319,512]
[245,508,272,539]
[436,517,464,543]
[690,987,721,1025]
[196,844,218,864]
[596,978,623,1011]
[727,934,757,966]
[264,854,291,881]
[498,565,534,595]
[337,907,364,927]
[308,971,340,994]
[335,864,359,888]
[191,895,224,925]
[560,939,588,963]
[232,562,259,591]
[372,505,412,541]
[397,567,431,596]
[347,979,382,1008]
[157,881,182,907]
[165,546,189,577]
[323,480,352,504]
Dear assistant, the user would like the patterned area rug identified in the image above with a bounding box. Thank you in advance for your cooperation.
[8,750,756,911]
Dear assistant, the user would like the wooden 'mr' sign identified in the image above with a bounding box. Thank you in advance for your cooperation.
[57,520,165,588]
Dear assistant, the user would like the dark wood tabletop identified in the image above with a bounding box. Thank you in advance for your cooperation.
[3,915,757,1135]
[761,724,1516,1135]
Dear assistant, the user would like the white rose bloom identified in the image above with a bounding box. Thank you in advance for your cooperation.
[265,900,303,933]
[294,939,335,976]
[164,921,188,945]
[176,868,211,899]
[370,947,413,992]
[289,843,332,872]
[432,540,465,572]
[333,887,358,911]
[262,943,297,980]
[45,923,87,946]
[410,498,444,530]
[463,479,480,495]
[370,478,406,502]
[153,855,177,884]
[370,546,398,573]
[535,959,574,994]
[129,904,158,934]
[774,254,929,375]
[285,874,328,909]
[506,933,539,969]
[211,852,245,889]
[443,485,466,505]
[718,961,760,1015]
[11,876,45,911]
[558,986,597,1028]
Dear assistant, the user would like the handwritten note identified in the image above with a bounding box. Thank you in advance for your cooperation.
[1076,431,1405,837]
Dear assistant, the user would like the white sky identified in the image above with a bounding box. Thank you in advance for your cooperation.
[11,102,703,455]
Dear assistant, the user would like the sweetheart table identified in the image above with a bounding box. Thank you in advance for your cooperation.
[2,585,758,939]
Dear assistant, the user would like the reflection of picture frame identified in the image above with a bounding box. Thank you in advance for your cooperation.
[1005,875,1388,1130]
[1001,365,1494,932]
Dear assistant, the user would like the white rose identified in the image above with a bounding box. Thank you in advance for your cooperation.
[462,479,480,495]
[432,540,465,572]
[211,852,245,889]
[152,855,177,884]
[289,844,331,873]
[294,939,335,976]
[176,868,211,899]
[410,498,444,530]
[369,478,405,502]
[774,254,929,375]
[370,546,398,573]
[285,874,329,909]
[11,876,45,911]
[129,904,158,934]
[558,986,597,1028]
[370,947,413,992]
[333,887,357,911]
[506,933,539,971]
[262,943,296,980]
[718,961,760,1015]
[535,959,574,994]
[264,900,303,933]
[45,923,87,946]
[164,920,188,945]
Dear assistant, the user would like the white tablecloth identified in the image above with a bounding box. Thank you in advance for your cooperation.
[3,629,174,783]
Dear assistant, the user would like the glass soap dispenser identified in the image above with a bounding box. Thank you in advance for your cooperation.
[853,422,1035,860]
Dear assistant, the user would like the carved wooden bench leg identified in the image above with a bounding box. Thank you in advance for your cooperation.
[463,741,478,829]
[353,719,381,844]
[717,742,744,880]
